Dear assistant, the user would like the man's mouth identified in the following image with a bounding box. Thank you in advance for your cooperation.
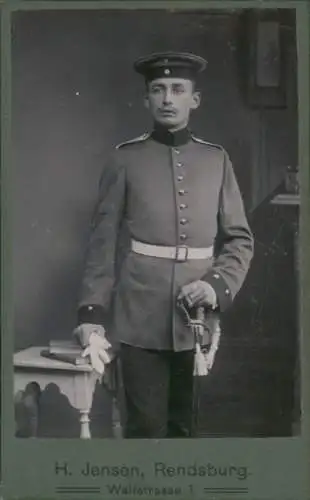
[159,109,177,116]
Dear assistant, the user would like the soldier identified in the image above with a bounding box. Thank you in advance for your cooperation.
[74,52,254,438]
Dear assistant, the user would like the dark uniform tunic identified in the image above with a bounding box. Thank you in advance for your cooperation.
[78,127,254,352]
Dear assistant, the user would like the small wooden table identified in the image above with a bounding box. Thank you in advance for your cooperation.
[14,346,100,438]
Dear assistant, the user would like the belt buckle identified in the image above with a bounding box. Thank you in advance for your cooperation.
[175,245,189,262]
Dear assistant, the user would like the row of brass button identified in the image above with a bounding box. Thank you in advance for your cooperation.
[173,150,188,241]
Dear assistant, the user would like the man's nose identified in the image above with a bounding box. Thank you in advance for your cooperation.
[163,89,173,104]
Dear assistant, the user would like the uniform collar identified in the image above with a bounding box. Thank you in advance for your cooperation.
[151,125,191,146]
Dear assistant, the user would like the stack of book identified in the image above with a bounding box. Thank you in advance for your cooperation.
[41,340,90,366]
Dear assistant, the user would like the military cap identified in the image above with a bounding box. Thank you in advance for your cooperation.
[134,51,207,82]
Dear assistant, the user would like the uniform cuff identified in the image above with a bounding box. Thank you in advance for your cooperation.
[202,271,232,312]
[77,304,106,326]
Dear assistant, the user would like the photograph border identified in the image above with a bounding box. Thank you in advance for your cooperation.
[1,1,309,499]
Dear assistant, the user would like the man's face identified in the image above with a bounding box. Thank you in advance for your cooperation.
[144,77,201,130]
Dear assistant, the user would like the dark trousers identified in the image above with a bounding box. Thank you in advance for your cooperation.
[119,343,195,438]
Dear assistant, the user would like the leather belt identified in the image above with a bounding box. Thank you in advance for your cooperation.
[131,239,213,262]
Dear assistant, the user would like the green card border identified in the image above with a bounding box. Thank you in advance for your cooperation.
[1,1,309,499]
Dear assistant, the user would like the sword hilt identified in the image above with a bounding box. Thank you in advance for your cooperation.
[196,306,205,323]
[190,306,205,345]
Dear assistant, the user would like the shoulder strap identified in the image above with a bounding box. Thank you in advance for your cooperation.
[191,135,223,150]
[115,133,150,149]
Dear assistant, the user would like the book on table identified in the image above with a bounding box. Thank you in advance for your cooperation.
[40,339,90,366]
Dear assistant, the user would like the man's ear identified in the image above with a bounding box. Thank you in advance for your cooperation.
[191,91,201,110]
[144,95,150,110]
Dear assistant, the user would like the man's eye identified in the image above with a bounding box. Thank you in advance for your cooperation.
[173,87,185,94]
[151,87,162,93]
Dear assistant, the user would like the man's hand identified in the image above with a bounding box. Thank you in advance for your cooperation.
[73,323,112,375]
[178,280,217,310]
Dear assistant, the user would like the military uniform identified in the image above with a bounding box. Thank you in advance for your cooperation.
[77,53,254,438]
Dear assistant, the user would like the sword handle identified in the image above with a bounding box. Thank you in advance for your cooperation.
[193,306,205,345]
[196,306,205,322]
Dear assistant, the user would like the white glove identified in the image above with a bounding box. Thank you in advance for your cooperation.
[73,323,112,375]
[204,347,217,372]
[203,322,221,373]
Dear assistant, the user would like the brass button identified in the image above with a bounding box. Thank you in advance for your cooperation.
[225,289,230,295]
[174,148,180,154]
[177,175,184,181]
[178,189,186,195]
[179,203,187,209]
[213,273,220,279]
[180,218,188,225]
[180,233,188,241]
[176,162,183,167]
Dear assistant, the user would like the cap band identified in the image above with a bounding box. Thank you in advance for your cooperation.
[145,66,197,82]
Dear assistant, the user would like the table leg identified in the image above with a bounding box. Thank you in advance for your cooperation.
[79,410,91,439]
